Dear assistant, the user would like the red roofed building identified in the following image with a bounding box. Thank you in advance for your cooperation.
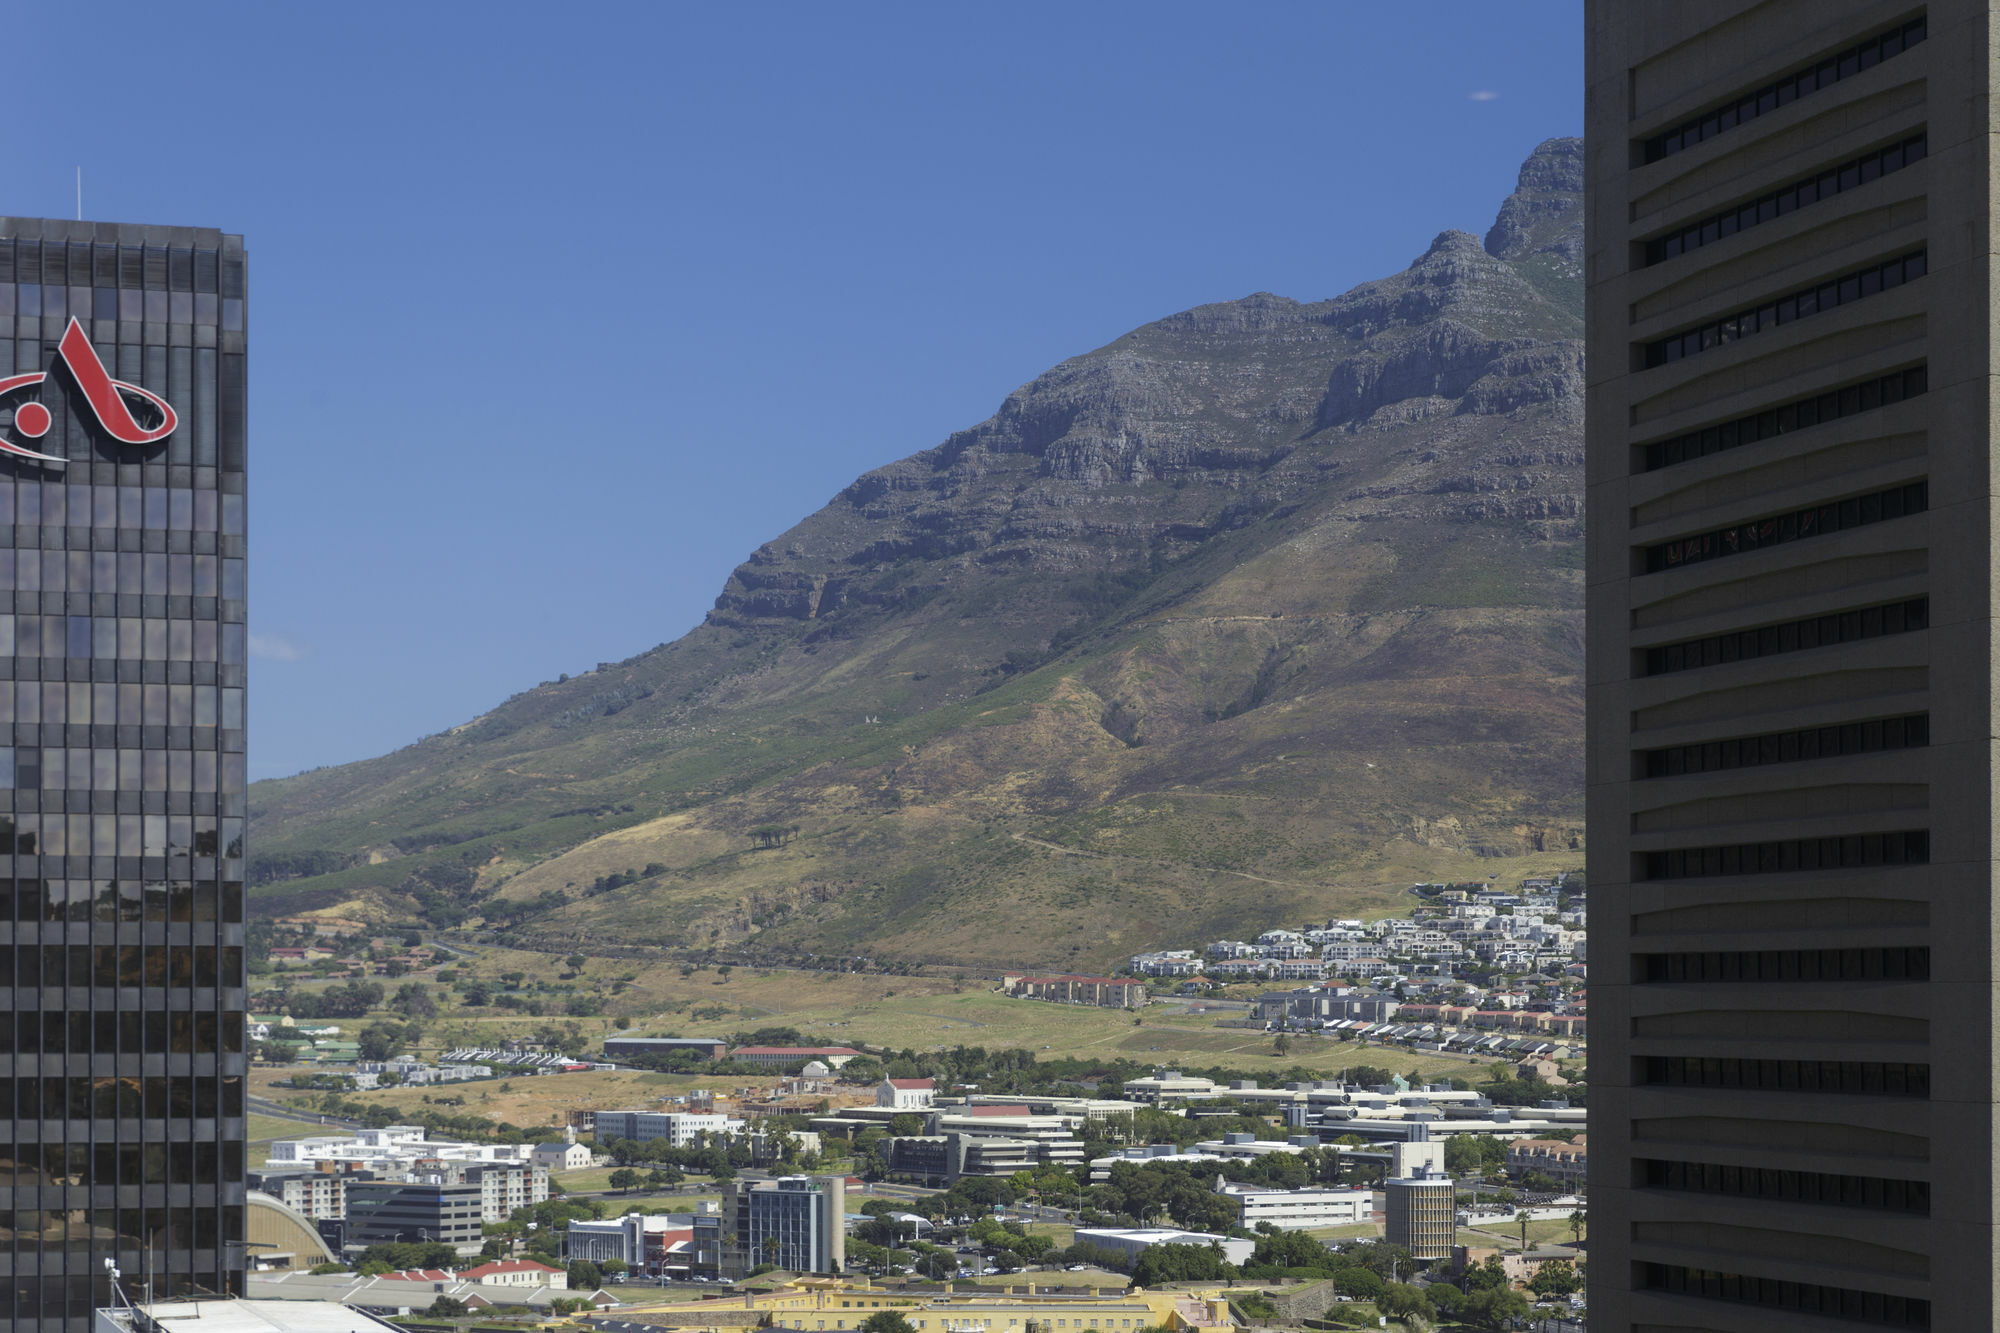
[458,1257,568,1289]
[729,1046,864,1070]
[877,1077,936,1110]
[1000,974,1147,1009]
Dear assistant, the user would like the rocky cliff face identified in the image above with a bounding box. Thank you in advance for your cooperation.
[249,139,1587,970]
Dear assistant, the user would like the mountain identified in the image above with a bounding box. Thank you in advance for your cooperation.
[248,138,1586,972]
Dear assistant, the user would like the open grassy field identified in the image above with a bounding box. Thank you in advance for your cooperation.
[1462,1218,1581,1248]
[244,935,1544,1138]
[420,945,1512,1078]
[245,1113,311,1169]
[251,1065,773,1124]
[589,1192,722,1215]
[1310,1221,1385,1241]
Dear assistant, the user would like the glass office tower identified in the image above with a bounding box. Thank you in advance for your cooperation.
[1587,6,1967,1329]
[0,218,248,1329]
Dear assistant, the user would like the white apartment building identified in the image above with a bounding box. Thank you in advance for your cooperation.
[1219,1183,1374,1231]
[267,1126,537,1170]
[592,1109,744,1147]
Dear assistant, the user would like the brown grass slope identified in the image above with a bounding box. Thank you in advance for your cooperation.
[248,139,1585,971]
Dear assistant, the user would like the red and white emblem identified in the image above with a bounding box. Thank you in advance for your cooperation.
[0,317,178,463]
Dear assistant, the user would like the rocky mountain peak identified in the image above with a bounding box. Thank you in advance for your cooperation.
[1484,136,1584,262]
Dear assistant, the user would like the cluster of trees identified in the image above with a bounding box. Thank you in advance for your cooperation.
[1093,1162,1238,1234]
[354,1240,459,1274]
[390,981,437,1019]
[1417,1255,1534,1327]
[304,1091,558,1145]
[280,980,384,1019]
[607,1165,685,1192]
[1481,1061,1588,1107]
[563,1257,627,1289]
[1443,1133,1510,1179]
[482,1196,607,1266]
[483,890,568,929]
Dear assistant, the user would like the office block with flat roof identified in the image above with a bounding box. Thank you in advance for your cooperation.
[1586,4,1970,1328]
[0,218,250,1330]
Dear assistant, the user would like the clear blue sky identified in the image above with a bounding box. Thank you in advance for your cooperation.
[9,2,1580,781]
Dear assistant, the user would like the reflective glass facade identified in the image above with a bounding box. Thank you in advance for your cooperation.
[0,218,248,1329]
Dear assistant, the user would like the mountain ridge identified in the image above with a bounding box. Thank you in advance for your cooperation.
[249,137,1586,971]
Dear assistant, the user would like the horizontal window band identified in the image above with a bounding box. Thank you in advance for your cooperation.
[0,239,236,293]
[0,996,244,1048]
[1640,1156,1930,1216]
[1637,947,1930,984]
[1639,1260,1931,1328]
[1641,830,1928,881]
[1640,1055,1930,1098]
[1641,712,1926,778]
[1641,596,1926,677]
[1643,481,1925,575]
[1639,364,1925,472]
[1643,251,1925,369]
[1632,940,1928,980]
[1645,132,1925,267]
[1640,17,1928,164]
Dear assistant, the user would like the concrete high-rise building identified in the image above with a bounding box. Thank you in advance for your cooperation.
[0,220,250,1329]
[1587,8,1951,1329]
[1382,1166,1455,1262]
[720,1176,844,1277]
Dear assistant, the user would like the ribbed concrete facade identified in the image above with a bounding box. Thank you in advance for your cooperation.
[1586,4,1981,1328]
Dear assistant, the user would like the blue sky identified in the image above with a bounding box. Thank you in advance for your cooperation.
[9,2,1580,781]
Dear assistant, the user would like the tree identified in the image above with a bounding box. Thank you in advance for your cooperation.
[426,1295,469,1318]
[1463,1255,1510,1292]
[1529,1259,1582,1297]
[1375,1283,1434,1322]
[600,1258,630,1279]
[608,1168,641,1193]
[1428,1282,1465,1317]
[565,954,588,975]
[392,982,437,1020]
[1252,1228,1334,1273]
[1271,1033,1291,1056]
[357,1023,404,1062]
[1462,1285,1532,1328]
[1444,1133,1507,1178]
[568,1259,602,1291]
[1330,1268,1384,1302]
[357,1241,460,1271]
[1129,1242,1237,1287]
[858,1314,917,1333]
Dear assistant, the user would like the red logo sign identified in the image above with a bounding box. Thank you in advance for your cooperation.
[0,317,179,464]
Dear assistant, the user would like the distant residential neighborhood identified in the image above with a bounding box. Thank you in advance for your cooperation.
[1120,871,1587,1060]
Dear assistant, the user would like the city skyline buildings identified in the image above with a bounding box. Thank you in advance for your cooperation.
[1587,3,1954,1328]
[0,216,250,1329]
